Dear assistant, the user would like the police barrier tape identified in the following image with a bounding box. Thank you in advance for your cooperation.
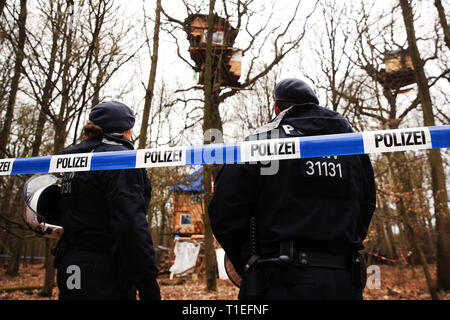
[0,125,449,176]
[366,251,413,263]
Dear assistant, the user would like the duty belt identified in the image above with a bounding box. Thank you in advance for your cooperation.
[256,250,350,270]
[293,251,350,269]
[252,240,351,270]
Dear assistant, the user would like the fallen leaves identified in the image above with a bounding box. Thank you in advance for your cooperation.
[363,263,450,300]
[1,262,448,300]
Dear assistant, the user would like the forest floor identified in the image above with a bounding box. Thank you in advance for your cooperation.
[0,262,448,300]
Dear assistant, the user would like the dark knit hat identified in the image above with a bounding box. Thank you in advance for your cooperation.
[274,78,319,105]
[89,101,135,133]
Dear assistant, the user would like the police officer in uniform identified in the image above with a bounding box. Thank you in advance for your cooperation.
[209,78,376,300]
[54,101,161,300]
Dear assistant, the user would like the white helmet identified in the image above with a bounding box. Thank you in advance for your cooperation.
[23,174,64,239]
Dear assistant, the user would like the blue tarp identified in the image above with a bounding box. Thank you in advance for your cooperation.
[171,167,204,192]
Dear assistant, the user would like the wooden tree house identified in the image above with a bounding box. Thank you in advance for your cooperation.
[184,14,242,88]
[377,49,416,90]
[171,168,205,237]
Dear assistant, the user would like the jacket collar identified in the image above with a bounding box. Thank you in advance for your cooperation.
[59,134,134,155]
[102,133,134,150]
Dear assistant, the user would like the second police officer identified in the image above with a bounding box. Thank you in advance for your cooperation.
[54,101,161,300]
[209,78,376,300]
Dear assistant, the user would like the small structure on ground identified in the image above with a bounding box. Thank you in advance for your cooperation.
[168,168,227,279]
[171,168,205,237]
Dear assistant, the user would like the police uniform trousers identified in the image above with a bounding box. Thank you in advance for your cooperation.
[57,248,135,300]
[239,266,363,300]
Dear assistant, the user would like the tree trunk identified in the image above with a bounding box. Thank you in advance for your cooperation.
[0,0,6,17]
[425,212,436,259]
[22,241,28,268]
[387,152,439,299]
[30,240,35,265]
[31,2,62,156]
[92,36,102,107]
[422,215,436,262]
[0,0,27,156]
[2,178,20,275]
[7,0,56,281]
[72,1,106,144]
[38,2,73,297]
[434,0,450,50]
[138,0,161,149]
[54,1,74,153]
[383,221,397,259]
[399,0,450,291]
[374,217,388,257]
[39,238,56,297]
[6,237,24,276]
[201,0,218,292]
[31,110,47,156]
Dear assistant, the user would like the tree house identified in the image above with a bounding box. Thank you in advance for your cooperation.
[377,49,416,90]
[184,14,242,88]
[171,168,205,236]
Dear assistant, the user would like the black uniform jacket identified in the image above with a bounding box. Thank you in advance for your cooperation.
[209,103,376,275]
[58,134,158,284]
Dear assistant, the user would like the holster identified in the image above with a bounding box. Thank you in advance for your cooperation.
[243,255,265,299]
[351,251,367,290]
[245,266,265,298]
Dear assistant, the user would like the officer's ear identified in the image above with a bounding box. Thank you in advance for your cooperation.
[121,128,133,141]
[273,101,280,116]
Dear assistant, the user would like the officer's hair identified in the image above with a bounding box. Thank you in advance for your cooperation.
[276,101,295,111]
[83,121,103,140]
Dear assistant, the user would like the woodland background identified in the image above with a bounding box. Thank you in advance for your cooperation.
[0,0,449,300]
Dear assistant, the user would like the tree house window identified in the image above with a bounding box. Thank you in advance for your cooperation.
[180,214,192,225]
[203,30,224,45]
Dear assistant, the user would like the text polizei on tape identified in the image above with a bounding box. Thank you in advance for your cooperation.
[0,158,14,175]
[240,137,300,162]
[362,127,432,154]
[49,153,93,173]
[136,146,186,168]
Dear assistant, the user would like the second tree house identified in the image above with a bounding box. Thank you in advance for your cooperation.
[184,14,242,88]
[171,168,205,236]
[377,49,416,90]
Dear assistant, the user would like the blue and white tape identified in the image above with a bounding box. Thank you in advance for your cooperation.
[0,125,449,176]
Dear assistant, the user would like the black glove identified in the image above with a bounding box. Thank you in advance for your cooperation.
[136,278,161,300]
